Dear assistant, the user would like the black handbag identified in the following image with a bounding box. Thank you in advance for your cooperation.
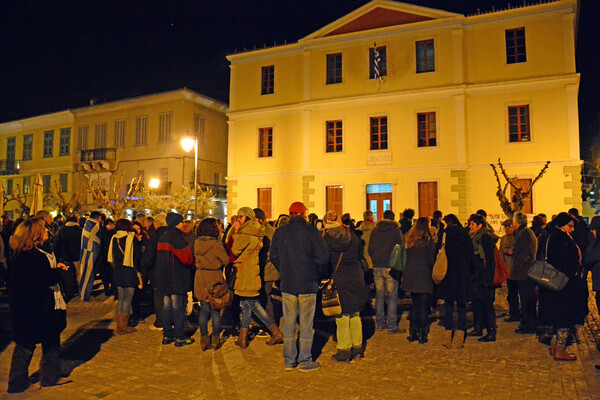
[527,234,569,292]
[320,252,343,317]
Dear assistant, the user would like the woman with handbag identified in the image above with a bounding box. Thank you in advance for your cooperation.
[194,217,231,351]
[401,217,437,344]
[546,212,585,361]
[437,214,473,349]
[322,218,366,362]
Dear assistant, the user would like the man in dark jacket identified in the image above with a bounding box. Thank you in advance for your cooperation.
[155,212,194,347]
[569,208,592,256]
[511,212,538,334]
[368,210,403,333]
[269,201,328,372]
[399,208,414,235]
[54,215,83,300]
[143,213,168,330]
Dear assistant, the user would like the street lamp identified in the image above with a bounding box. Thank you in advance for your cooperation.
[149,178,160,195]
[181,137,198,218]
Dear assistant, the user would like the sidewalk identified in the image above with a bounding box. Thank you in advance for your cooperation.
[1,285,600,399]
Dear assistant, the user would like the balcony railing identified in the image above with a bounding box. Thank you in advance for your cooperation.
[0,159,20,176]
[198,183,227,198]
[80,148,117,162]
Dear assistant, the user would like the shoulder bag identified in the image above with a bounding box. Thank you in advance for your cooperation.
[527,234,569,291]
[320,252,343,317]
[432,232,448,285]
[389,243,407,273]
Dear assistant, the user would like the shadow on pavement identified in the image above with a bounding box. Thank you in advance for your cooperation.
[57,319,114,377]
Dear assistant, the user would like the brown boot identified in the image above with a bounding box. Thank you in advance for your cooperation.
[236,328,249,349]
[266,324,283,345]
[211,335,221,350]
[116,314,136,335]
[454,330,465,350]
[200,335,210,351]
[554,346,577,361]
[442,330,453,349]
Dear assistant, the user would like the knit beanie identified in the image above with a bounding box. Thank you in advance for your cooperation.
[237,207,255,219]
[166,212,184,228]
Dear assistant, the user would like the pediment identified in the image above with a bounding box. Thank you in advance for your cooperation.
[302,0,461,40]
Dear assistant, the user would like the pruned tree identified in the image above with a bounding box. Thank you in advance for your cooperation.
[50,177,87,217]
[490,158,550,218]
[137,184,216,218]
[84,171,144,217]
[3,184,30,216]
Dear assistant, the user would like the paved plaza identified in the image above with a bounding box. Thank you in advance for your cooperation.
[1,285,600,400]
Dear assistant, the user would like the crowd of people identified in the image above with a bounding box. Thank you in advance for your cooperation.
[0,202,596,392]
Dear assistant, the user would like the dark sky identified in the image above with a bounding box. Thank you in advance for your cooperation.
[1,0,598,158]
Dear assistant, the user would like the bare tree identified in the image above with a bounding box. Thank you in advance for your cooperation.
[50,177,87,217]
[84,171,144,217]
[490,158,550,218]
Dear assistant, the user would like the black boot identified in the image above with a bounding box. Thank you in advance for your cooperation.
[467,328,483,337]
[407,327,419,343]
[331,349,351,363]
[418,329,428,344]
[478,329,496,342]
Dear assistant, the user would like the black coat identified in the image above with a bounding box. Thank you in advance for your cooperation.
[111,235,142,288]
[368,220,403,268]
[438,225,473,303]
[323,227,366,314]
[471,231,496,288]
[584,240,600,291]
[143,226,168,285]
[401,241,436,295]
[9,248,66,345]
[54,222,83,263]
[270,217,329,295]
[546,227,587,328]
[155,228,194,295]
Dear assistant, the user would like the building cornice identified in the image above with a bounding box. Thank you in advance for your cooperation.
[0,111,74,135]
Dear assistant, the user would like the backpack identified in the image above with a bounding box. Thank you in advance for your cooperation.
[493,247,510,287]
[207,281,232,310]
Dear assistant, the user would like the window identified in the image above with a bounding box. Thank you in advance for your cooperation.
[22,134,33,160]
[370,117,388,150]
[6,179,13,196]
[114,119,126,147]
[59,128,70,156]
[508,105,530,142]
[135,116,148,145]
[160,168,168,184]
[417,112,436,147]
[94,123,107,148]
[326,53,342,84]
[369,46,387,79]
[326,185,343,218]
[258,127,273,157]
[511,178,533,214]
[416,39,435,73]
[418,182,438,218]
[23,176,30,194]
[59,173,68,193]
[6,137,15,160]
[506,27,526,64]
[257,188,272,219]
[158,112,172,143]
[261,65,274,95]
[43,130,54,158]
[78,126,89,151]
[42,175,51,194]
[194,114,205,146]
[326,120,343,153]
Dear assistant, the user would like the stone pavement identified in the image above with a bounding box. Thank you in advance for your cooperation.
[1,285,600,400]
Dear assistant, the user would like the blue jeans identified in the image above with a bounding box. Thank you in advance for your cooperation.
[373,267,398,329]
[116,286,135,314]
[163,294,186,340]
[239,297,274,329]
[198,301,221,337]
[282,292,317,368]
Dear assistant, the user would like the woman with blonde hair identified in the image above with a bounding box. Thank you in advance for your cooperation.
[7,218,69,393]
[401,217,437,344]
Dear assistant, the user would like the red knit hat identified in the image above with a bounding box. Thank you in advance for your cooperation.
[289,201,307,216]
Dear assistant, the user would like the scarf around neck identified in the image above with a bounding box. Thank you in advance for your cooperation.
[36,247,67,310]
[107,230,135,267]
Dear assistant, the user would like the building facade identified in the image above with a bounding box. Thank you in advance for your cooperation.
[227,0,581,222]
[0,89,228,219]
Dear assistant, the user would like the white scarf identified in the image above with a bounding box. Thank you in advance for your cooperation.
[37,248,67,310]
[107,230,135,267]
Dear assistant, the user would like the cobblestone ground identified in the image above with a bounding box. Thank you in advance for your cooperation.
[1,283,600,400]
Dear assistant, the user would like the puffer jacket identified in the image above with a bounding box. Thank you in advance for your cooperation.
[368,219,403,268]
[194,236,230,302]
[232,219,265,297]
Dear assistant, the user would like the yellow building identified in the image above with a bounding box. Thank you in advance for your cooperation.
[227,0,581,223]
[0,88,228,219]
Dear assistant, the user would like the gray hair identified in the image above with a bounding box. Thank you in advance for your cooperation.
[513,212,528,227]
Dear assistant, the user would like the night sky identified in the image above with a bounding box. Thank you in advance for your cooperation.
[1,0,598,158]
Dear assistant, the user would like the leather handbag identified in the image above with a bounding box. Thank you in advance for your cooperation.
[321,252,343,317]
[432,232,448,285]
[389,243,407,272]
[527,234,569,291]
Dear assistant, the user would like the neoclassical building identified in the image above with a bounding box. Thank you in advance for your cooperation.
[226,0,581,222]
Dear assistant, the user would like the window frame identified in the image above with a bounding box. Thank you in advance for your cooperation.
[326,53,343,85]
[370,116,388,151]
[43,130,54,158]
[6,136,16,161]
[505,27,527,64]
[78,126,89,151]
[59,173,68,193]
[59,128,70,156]
[369,46,387,79]
[261,65,274,95]
[94,123,107,148]
[114,119,126,148]
[416,39,435,74]
[258,127,273,158]
[135,116,148,146]
[325,120,343,153]
[194,114,206,146]
[508,105,531,143]
[22,176,30,194]
[158,112,172,143]
[417,111,437,148]
[42,174,51,194]
[22,134,33,161]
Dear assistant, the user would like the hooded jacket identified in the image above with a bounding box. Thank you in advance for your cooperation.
[232,219,265,297]
[368,219,404,268]
[194,236,230,302]
[155,227,194,295]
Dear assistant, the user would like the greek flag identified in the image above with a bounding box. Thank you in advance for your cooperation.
[79,219,101,301]
[373,43,382,83]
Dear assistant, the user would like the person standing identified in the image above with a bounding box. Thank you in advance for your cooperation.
[269,202,329,372]
[79,211,103,302]
[368,210,403,333]
[499,219,518,323]
[399,208,415,235]
[54,215,82,298]
[156,212,195,347]
[511,212,538,334]
[143,213,168,330]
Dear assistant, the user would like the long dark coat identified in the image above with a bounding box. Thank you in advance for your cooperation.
[9,248,66,345]
[323,227,366,314]
[401,241,436,294]
[437,225,473,303]
[545,227,587,328]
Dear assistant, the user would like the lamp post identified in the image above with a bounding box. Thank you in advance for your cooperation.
[181,137,198,218]
[148,178,160,195]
